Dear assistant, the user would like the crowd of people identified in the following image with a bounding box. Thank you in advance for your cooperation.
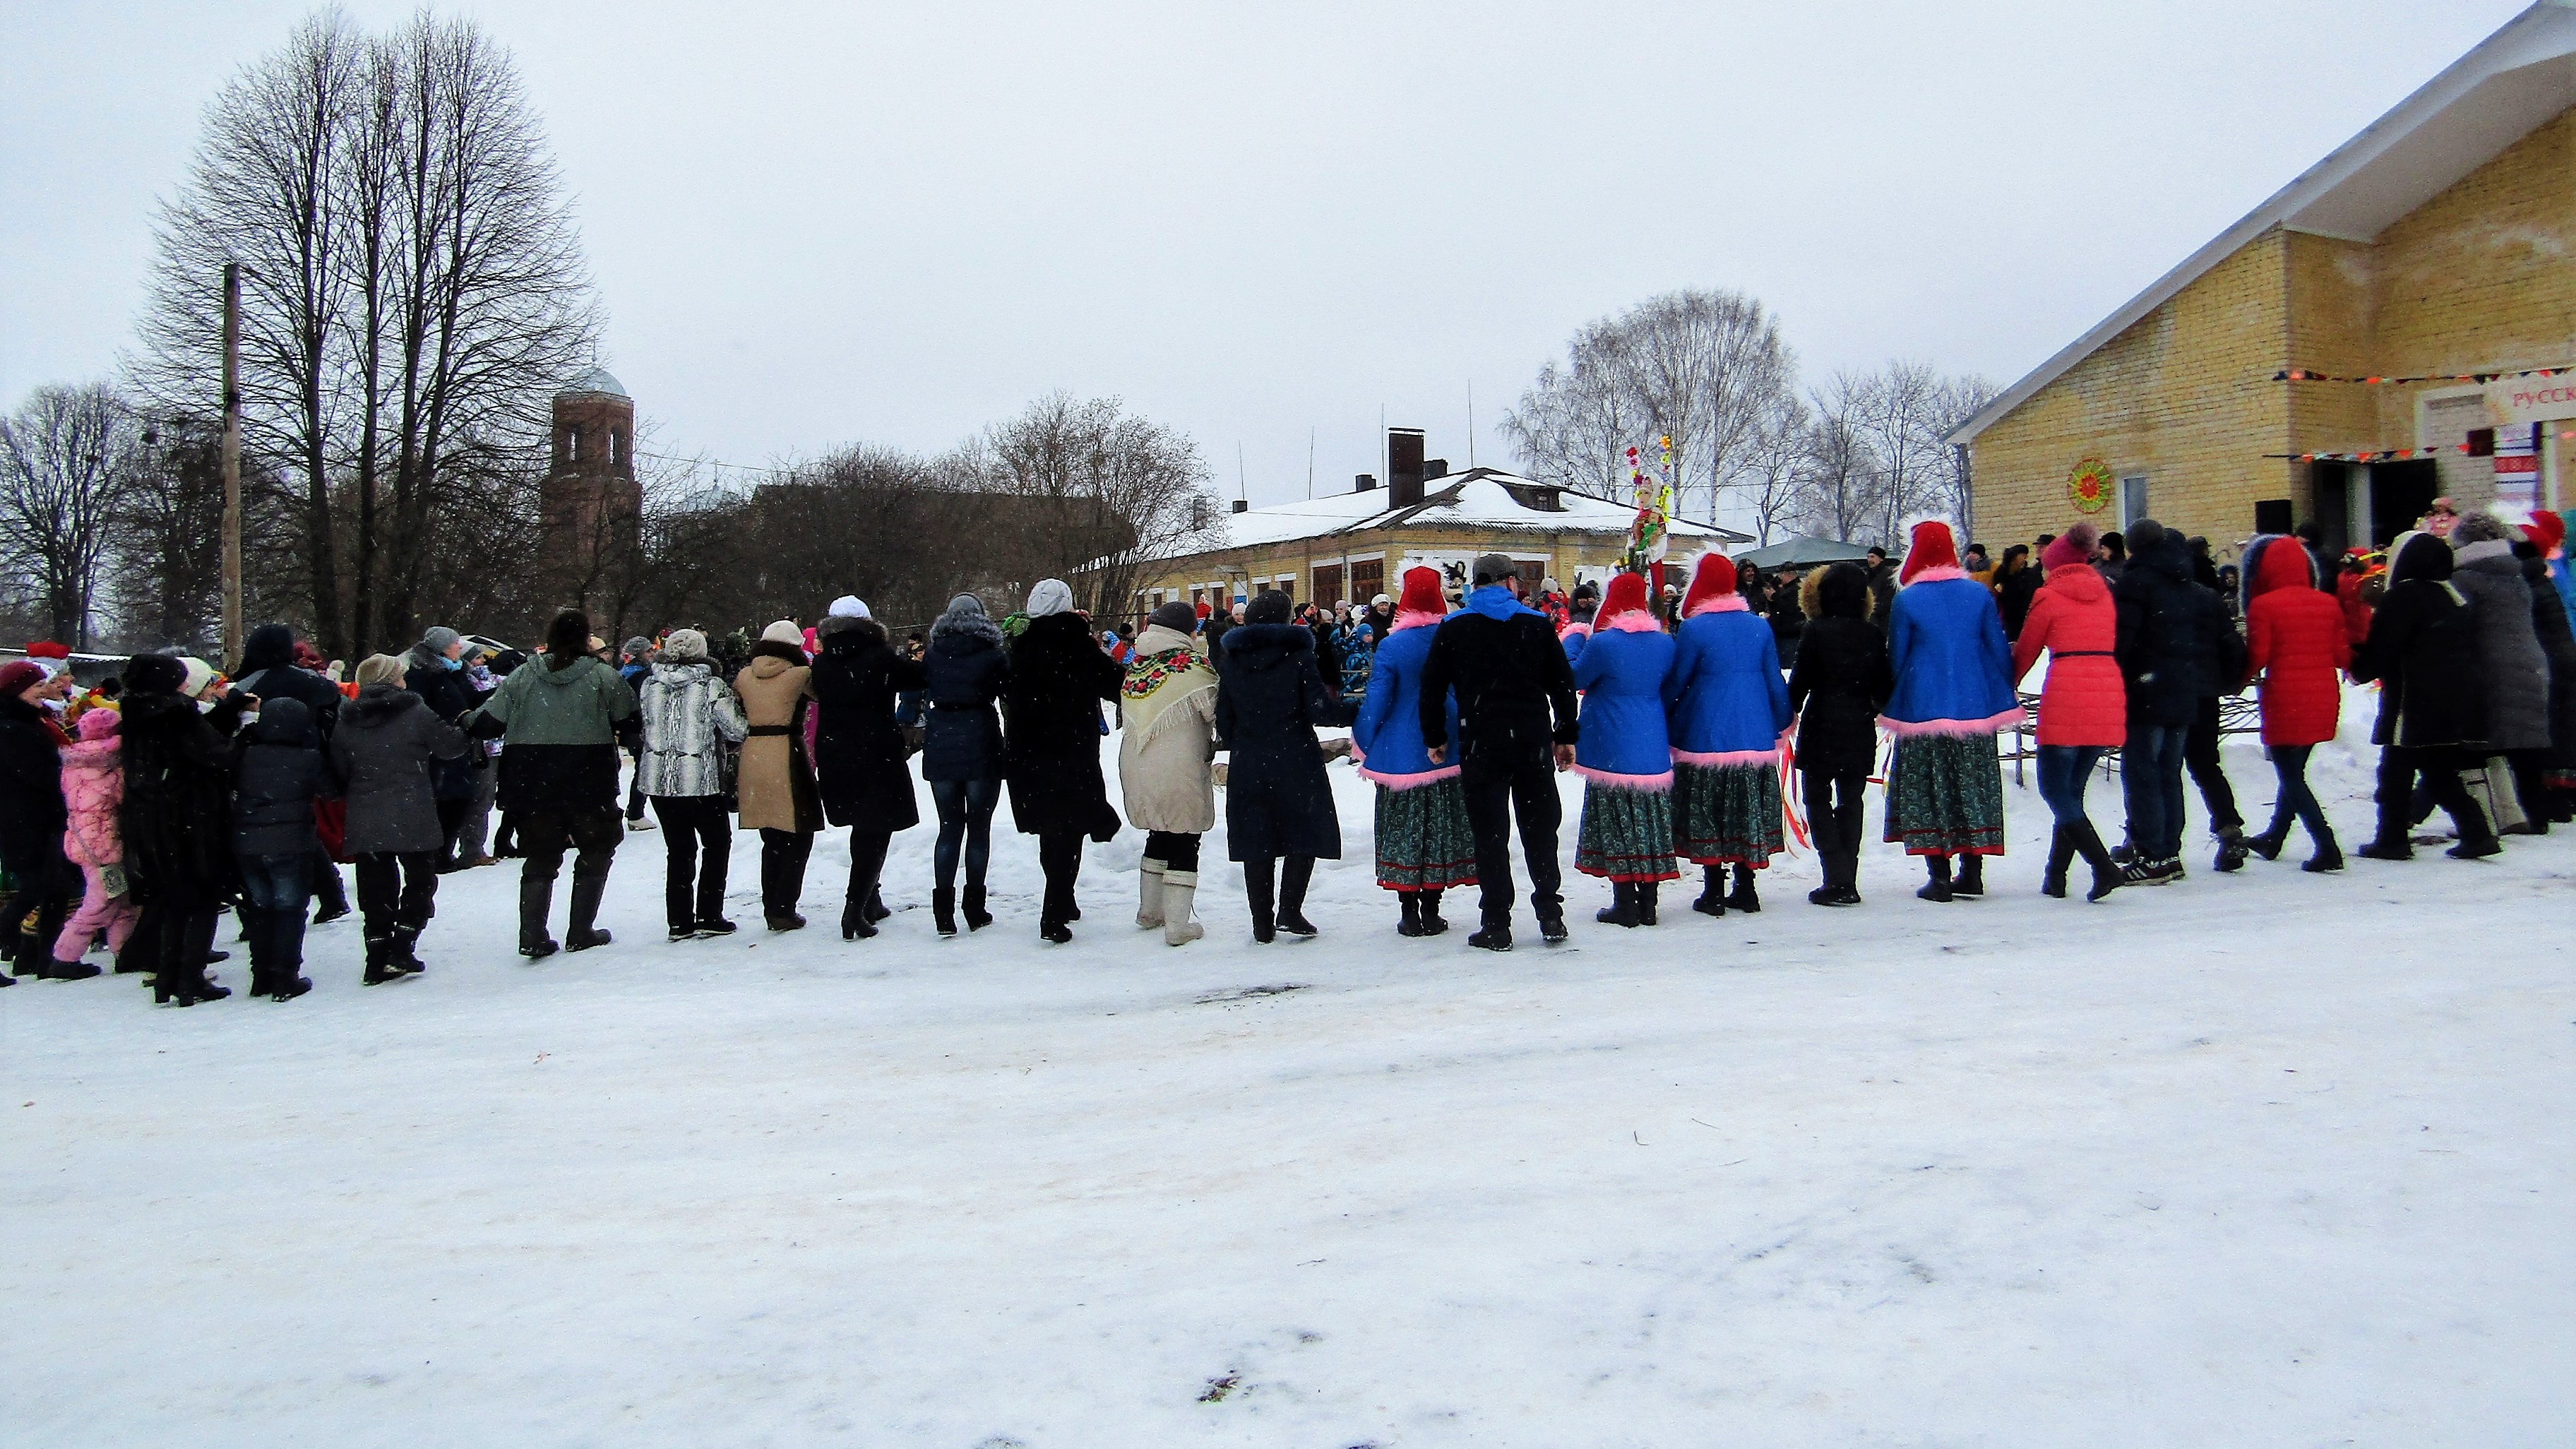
[3,498,2571,1005]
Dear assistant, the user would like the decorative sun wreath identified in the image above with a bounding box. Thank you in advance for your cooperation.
[2068,457,2114,514]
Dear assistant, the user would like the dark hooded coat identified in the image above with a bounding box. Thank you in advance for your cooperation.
[0,691,71,881]
[333,682,469,855]
[2113,531,2239,728]
[2354,533,2485,749]
[1786,563,1894,777]
[404,641,493,801]
[1215,622,1357,861]
[121,671,249,908]
[230,624,343,741]
[231,697,333,858]
[2448,538,2552,751]
[2522,546,2576,770]
[920,606,1010,783]
[1002,612,1123,839]
[810,615,926,832]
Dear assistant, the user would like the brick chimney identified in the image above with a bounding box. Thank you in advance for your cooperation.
[1387,427,1425,508]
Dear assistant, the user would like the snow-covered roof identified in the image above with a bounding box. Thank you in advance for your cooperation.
[1152,467,1750,566]
[1949,0,2576,447]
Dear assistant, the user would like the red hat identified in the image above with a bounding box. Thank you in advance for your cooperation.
[2524,509,2566,555]
[1594,571,1653,626]
[0,661,50,698]
[2041,522,2097,573]
[1679,553,1737,617]
[1396,565,1448,617]
[24,641,69,661]
[1897,520,1960,584]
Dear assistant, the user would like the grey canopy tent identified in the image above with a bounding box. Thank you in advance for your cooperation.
[1734,533,1876,570]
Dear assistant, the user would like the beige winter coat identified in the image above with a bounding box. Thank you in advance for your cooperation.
[733,648,821,834]
[1117,624,1220,834]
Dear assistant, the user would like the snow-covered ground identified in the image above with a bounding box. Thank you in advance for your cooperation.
[5,702,2569,1446]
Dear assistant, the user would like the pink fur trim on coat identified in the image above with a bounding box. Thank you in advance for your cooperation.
[1900,564,1969,586]
[1358,762,1463,789]
[1393,608,1447,632]
[1572,762,1674,791]
[1671,729,1793,769]
[1876,705,2026,738]
[1685,593,1751,618]
[1597,613,1664,633]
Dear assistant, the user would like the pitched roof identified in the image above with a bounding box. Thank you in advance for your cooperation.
[1150,467,1751,565]
[1949,0,2576,446]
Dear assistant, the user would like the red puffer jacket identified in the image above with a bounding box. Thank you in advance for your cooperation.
[2010,563,2125,746]
[2243,535,2349,746]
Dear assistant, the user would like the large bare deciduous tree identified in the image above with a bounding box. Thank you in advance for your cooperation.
[0,384,137,649]
[977,393,1219,619]
[1502,287,1794,520]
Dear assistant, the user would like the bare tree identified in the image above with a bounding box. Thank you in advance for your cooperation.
[129,11,596,657]
[1794,374,1881,544]
[978,393,1220,617]
[1930,373,1999,537]
[1730,392,1813,547]
[1503,287,1794,518]
[0,384,136,649]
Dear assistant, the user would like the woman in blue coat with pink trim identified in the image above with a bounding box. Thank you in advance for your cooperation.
[1664,551,1794,914]
[1880,520,2021,901]
[1569,573,1680,926]
[1351,566,1476,937]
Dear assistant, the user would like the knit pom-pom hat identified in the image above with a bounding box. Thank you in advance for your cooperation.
[1680,553,1738,617]
[1898,520,1962,584]
[76,705,121,741]
[2041,522,2098,573]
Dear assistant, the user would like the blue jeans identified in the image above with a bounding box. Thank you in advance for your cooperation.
[2036,745,2104,826]
[2122,724,2191,860]
[236,851,314,980]
[931,778,1001,890]
[2265,744,2332,847]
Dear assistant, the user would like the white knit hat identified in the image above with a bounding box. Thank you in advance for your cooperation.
[761,619,804,645]
[828,595,870,619]
[661,628,708,660]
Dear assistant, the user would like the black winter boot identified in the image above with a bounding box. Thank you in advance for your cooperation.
[363,934,407,985]
[2069,821,2121,901]
[1397,893,1424,938]
[2213,826,2249,873]
[2246,823,2290,861]
[1951,854,1984,898]
[1595,880,1638,928]
[1727,863,1762,913]
[962,883,992,931]
[931,886,957,937]
[1692,865,1726,917]
[1276,857,1318,936]
[1915,855,1954,902]
[1246,859,1277,943]
[389,925,424,974]
[2303,831,2346,872]
[2041,826,2075,898]
[1637,880,1659,926]
[518,873,559,958]
[564,876,612,951]
[1417,889,1449,936]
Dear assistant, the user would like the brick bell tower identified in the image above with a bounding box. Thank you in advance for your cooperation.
[543,366,643,610]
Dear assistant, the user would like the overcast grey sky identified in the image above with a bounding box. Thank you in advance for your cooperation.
[0,1,2534,515]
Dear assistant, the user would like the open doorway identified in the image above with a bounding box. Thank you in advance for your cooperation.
[2369,460,2440,546]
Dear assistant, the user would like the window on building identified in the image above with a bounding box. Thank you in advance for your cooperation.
[612,429,627,470]
[1348,557,1384,603]
[565,427,580,463]
[1313,563,1343,609]
[2118,475,2149,527]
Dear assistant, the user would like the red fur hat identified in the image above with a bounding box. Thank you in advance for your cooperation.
[2525,509,2567,555]
[1897,520,1960,584]
[1595,571,1653,626]
[1679,553,1737,616]
[24,641,69,661]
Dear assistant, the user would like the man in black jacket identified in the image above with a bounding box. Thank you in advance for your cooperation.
[234,622,355,922]
[2113,520,2234,884]
[1419,554,1580,950]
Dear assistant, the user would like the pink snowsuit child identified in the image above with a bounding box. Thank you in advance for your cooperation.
[53,707,140,965]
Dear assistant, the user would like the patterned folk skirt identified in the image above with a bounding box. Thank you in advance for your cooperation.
[1672,761,1784,867]
[1576,782,1680,883]
[1883,732,2006,856]
[1373,777,1479,892]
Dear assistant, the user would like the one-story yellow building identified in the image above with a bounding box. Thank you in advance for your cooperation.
[1952,1,2576,556]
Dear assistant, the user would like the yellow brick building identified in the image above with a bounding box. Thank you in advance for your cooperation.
[1119,435,1746,625]
[1953,2,2576,556]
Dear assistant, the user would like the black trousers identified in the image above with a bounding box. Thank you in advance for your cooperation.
[2186,698,2242,835]
[1801,768,1868,889]
[1461,748,1563,924]
[650,795,732,930]
[3,856,73,971]
[148,905,220,989]
[354,851,439,936]
[760,829,813,918]
[1143,830,1201,873]
[2375,746,2489,847]
[1243,854,1313,922]
[1038,829,1085,926]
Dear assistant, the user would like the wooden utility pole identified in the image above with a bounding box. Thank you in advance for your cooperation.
[220,261,243,666]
